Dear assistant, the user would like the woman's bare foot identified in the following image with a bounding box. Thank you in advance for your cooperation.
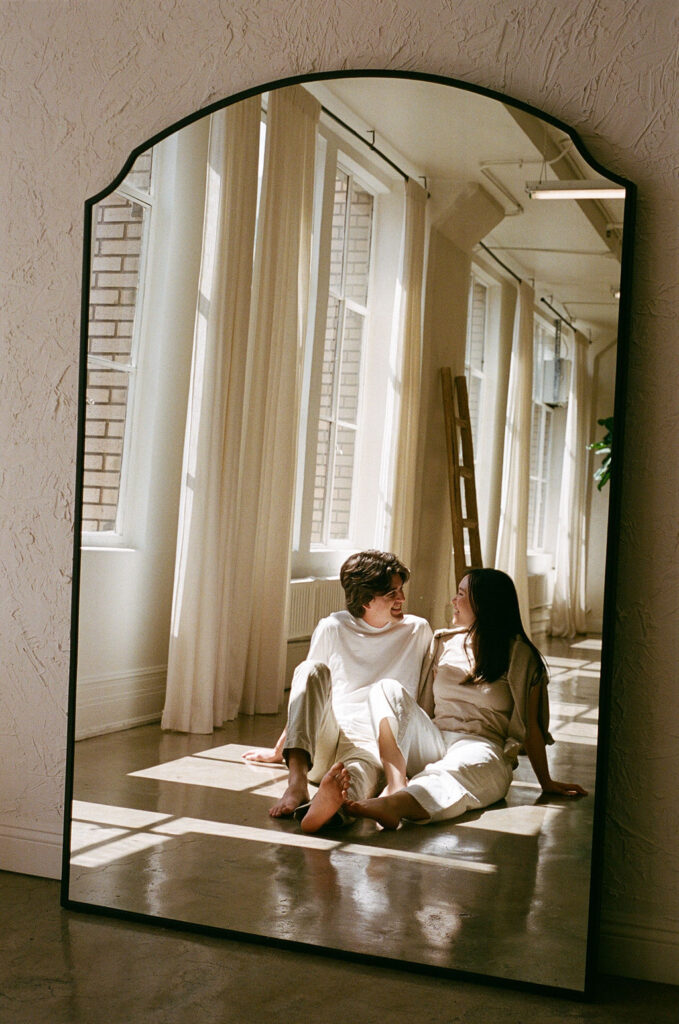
[269,781,309,818]
[382,778,408,797]
[344,795,402,830]
[344,790,428,830]
[300,762,351,833]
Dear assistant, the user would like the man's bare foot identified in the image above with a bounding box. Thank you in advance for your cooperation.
[269,781,309,818]
[300,762,351,833]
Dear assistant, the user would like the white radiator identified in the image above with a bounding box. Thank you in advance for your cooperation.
[288,577,345,640]
[527,570,554,609]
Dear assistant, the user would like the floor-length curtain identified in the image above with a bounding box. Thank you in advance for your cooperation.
[495,280,535,633]
[550,330,590,636]
[162,86,320,733]
[162,98,261,733]
[228,85,320,718]
[389,179,428,566]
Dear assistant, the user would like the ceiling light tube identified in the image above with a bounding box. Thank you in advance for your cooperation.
[525,180,626,200]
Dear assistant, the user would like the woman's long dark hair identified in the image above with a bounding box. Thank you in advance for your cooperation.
[463,568,547,683]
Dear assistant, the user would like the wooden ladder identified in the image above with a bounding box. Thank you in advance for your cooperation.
[440,368,483,586]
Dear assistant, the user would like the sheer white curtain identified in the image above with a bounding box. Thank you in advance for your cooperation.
[390,178,428,566]
[163,86,320,733]
[495,280,535,633]
[162,98,261,734]
[231,85,319,718]
[550,330,590,636]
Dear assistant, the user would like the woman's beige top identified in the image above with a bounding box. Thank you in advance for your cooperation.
[417,627,553,765]
[432,630,513,744]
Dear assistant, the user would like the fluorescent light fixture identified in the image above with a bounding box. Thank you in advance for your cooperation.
[525,180,626,200]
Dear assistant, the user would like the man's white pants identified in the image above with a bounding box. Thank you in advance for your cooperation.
[368,679,514,822]
[285,660,384,803]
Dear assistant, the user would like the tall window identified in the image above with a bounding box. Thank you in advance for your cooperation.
[82,152,153,537]
[464,274,488,457]
[528,318,555,550]
[307,165,375,548]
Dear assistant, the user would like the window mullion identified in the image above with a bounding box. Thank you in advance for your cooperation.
[535,407,546,548]
[324,299,346,544]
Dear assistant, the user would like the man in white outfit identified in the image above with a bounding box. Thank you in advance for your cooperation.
[244,550,433,832]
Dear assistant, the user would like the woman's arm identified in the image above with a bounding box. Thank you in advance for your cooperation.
[523,683,588,796]
[243,727,287,764]
[416,632,443,717]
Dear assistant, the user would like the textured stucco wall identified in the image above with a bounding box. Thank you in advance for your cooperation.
[2,0,678,983]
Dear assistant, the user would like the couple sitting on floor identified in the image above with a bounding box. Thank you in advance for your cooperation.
[244,550,586,833]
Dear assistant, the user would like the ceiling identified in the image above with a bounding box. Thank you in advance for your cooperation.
[306,76,625,342]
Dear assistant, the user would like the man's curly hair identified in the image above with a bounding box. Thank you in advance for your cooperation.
[339,550,410,619]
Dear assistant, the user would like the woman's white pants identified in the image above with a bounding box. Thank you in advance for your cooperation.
[368,679,513,823]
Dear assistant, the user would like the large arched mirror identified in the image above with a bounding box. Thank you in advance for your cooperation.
[63,72,634,995]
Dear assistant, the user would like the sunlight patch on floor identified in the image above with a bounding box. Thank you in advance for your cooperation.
[129,755,281,791]
[454,804,560,836]
[71,827,171,867]
[569,638,602,651]
[551,721,598,745]
[70,801,501,874]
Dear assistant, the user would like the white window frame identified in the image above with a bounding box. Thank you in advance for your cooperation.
[312,166,372,548]
[292,125,400,579]
[464,272,488,458]
[528,315,556,552]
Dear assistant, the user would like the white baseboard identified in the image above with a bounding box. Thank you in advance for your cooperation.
[600,911,679,986]
[75,665,166,740]
[0,822,62,880]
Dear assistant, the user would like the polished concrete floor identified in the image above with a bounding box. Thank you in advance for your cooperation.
[5,872,679,1024]
[68,637,602,993]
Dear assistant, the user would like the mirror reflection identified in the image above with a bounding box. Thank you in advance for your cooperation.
[68,75,628,992]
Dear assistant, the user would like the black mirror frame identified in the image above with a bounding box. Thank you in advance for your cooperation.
[61,68,636,1001]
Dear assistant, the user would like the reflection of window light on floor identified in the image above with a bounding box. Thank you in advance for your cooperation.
[190,744,287,767]
[549,701,593,718]
[72,801,174,828]
[69,802,499,874]
[545,655,592,670]
[551,721,598,745]
[71,830,171,868]
[156,816,497,874]
[581,708,599,721]
[417,901,463,946]
[130,753,284,792]
[70,821,128,853]
[70,802,178,867]
[455,804,561,837]
[569,638,602,651]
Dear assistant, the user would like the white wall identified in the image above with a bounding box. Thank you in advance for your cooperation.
[2,0,678,986]
[76,122,209,738]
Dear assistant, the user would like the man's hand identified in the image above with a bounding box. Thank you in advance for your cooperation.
[242,747,285,765]
[243,727,286,765]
